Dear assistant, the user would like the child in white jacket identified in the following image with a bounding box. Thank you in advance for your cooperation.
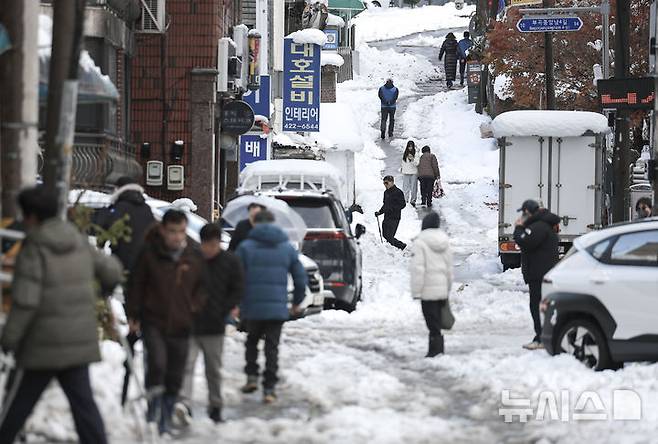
[410,211,453,357]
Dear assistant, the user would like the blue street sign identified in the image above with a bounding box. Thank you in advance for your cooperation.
[239,134,268,171]
[243,75,270,118]
[323,29,339,50]
[517,16,583,33]
[283,38,321,132]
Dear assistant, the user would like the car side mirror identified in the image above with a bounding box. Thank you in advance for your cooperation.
[355,223,366,239]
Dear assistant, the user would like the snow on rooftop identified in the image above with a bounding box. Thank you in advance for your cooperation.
[491,110,611,138]
[239,159,346,195]
[327,13,346,27]
[349,3,474,44]
[288,28,328,46]
[321,52,345,67]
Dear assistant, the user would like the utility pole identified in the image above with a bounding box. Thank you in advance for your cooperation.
[42,0,86,218]
[543,0,555,110]
[612,0,631,222]
[0,1,39,219]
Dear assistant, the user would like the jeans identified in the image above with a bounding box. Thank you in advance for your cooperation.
[244,320,284,389]
[0,365,107,444]
[459,59,467,84]
[142,324,189,396]
[402,174,418,203]
[380,108,396,137]
[419,177,435,205]
[181,334,225,408]
[528,280,543,342]
[382,217,406,250]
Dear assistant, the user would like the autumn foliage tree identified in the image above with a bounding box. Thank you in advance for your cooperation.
[485,0,650,112]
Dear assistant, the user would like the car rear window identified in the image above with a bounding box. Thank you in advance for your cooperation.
[280,198,337,229]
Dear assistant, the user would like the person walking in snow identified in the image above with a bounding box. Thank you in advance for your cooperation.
[411,212,453,357]
[96,176,156,407]
[126,209,206,435]
[457,31,473,86]
[513,200,560,351]
[439,32,459,88]
[375,175,407,250]
[228,202,266,251]
[417,146,441,208]
[378,78,399,140]
[178,224,244,424]
[0,186,123,444]
[400,141,420,207]
[236,210,307,404]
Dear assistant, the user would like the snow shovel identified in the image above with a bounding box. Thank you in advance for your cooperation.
[376,214,383,243]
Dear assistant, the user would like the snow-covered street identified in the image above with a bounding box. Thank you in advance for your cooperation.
[20,4,658,444]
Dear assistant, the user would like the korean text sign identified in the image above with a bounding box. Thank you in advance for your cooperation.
[283,38,321,132]
[239,134,268,171]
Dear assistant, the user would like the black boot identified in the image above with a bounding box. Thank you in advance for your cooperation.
[425,334,444,358]
[159,394,176,435]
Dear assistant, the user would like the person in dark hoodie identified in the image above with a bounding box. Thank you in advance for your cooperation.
[227,203,265,251]
[126,209,206,436]
[411,212,453,357]
[439,33,459,88]
[513,199,560,351]
[375,175,407,250]
[378,78,399,140]
[0,186,123,444]
[178,224,244,424]
[236,210,307,404]
[96,176,156,407]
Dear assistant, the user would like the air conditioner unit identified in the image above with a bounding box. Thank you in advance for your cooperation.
[138,0,166,33]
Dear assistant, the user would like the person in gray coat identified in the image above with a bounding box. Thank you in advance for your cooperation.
[0,186,123,444]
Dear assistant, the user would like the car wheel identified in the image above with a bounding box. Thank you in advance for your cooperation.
[555,318,612,371]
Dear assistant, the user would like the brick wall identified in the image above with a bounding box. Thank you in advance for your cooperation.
[131,0,235,206]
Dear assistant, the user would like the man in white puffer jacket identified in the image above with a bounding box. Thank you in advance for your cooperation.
[410,212,453,357]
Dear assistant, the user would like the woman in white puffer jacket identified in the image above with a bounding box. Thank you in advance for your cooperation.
[410,211,453,357]
[400,140,420,207]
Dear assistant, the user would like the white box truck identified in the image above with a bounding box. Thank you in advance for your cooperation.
[491,110,611,270]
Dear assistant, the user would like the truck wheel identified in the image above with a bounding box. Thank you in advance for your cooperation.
[555,318,613,371]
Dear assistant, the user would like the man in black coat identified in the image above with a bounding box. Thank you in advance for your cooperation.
[375,176,407,250]
[513,199,560,350]
[96,176,155,406]
[228,203,265,251]
[178,223,244,424]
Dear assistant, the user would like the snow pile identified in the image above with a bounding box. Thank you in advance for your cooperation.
[326,13,346,27]
[493,74,513,101]
[239,159,347,195]
[321,52,345,67]
[356,44,437,92]
[492,110,611,138]
[288,28,328,46]
[350,3,475,44]
[396,35,444,48]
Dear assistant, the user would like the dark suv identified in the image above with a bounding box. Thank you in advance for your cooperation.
[265,191,365,312]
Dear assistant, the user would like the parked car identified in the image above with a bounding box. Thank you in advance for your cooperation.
[236,160,366,312]
[540,218,658,370]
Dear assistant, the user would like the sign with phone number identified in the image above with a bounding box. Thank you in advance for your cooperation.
[283,38,321,132]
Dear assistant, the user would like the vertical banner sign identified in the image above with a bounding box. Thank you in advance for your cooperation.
[283,38,321,132]
[243,75,271,118]
[239,134,268,171]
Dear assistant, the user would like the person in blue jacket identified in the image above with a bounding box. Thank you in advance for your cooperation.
[457,31,473,86]
[235,210,307,404]
[378,78,399,140]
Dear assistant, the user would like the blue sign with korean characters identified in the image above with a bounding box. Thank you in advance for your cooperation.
[243,75,270,118]
[239,134,268,171]
[517,16,583,33]
[283,38,321,132]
